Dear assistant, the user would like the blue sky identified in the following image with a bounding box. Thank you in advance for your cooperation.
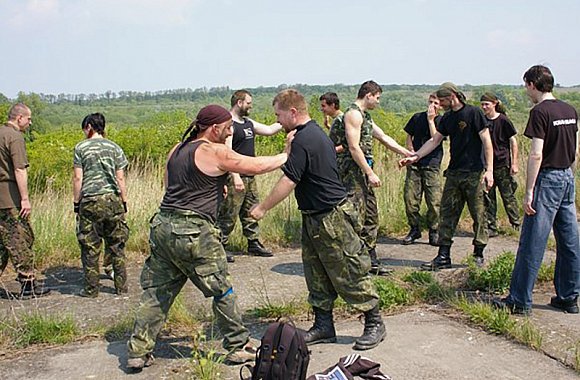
[1,0,579,98]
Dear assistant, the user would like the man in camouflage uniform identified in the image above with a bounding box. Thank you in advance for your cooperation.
[402,94,443,246]
[251,89,386,351]
[319,92,344,153]
[127,105,291,371]
[0,103,50,299]
[73,113,129,297]
[336,81,412,276]
[400,83,494,270]
[217,90,283,261]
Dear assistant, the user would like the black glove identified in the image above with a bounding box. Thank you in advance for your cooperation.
[123,202,128,213]
[74,202,80,214]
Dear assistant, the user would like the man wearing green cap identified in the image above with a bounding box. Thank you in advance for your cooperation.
[400,82,494,270]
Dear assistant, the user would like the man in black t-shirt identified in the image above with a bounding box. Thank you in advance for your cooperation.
[402,93,443,246]
[400,83,494,270]
[250,89,386,351]
[217,90,283,262]
[495,66,579,315]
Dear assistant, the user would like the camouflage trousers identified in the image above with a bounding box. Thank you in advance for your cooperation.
[0,208,35,279]
[404,165,442,230]
[217,176,260,245]
[341,166,378,252]
[301,200,378,312]
[127,209,249,359]
[76,193,129,293]
[484,166,521,231]
[438,170,488,247]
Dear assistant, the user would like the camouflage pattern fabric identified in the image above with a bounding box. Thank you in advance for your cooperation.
[0,208,34,278]
[438,170,488,247]
[216,175,260,245]
[484,166,521,231]
[76,193,129,293]
[404,166,442,230]
[335,103,374,181]
[328,114,344,147]
[73,138,128,198]
[333,103,377,252]
[127,210,249,358]
[301,200,378,312]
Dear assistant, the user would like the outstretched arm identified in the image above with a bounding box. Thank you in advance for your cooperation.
[399,132,444,167]
[344,110,380,187]
[372,123,412,156]
[249,175,296,220]
[251,118,283,136]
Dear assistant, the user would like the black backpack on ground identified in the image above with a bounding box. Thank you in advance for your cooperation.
[240,321,310,380]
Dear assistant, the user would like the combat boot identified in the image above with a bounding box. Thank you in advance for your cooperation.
[247,240,273,257]
[353,305,386,350]
[303,307,337,345]
[369,248,392,276]
[127,353,155,371]
[421,245,452,271]
[19,279,51,299]
[402,226,421,245]
[473,246,485,267]
[428,229,439,246]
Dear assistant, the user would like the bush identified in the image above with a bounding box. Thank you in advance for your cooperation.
[466,251,515,293]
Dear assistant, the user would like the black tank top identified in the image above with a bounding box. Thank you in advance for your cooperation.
[160,140,228,222]
[232,119,255,157]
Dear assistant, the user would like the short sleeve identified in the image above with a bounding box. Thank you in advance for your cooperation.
[281,144,307,184]
[10,136,29,169]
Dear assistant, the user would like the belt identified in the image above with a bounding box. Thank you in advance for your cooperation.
[301,198,348,216]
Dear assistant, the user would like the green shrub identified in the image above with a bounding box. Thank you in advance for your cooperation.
[373,277,410,310]
[466,251,515,293]
[14,313,79,347]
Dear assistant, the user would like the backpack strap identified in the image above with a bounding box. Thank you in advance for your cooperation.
[271,323,298,377]
[254,322,283,379]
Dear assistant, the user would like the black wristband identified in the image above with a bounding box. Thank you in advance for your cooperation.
[74,202,80,214]
[123,202,128,213]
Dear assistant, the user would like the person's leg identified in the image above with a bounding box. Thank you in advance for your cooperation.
[484,184,498,236]
[403,166,422,242]
[507,170,560,310]
[423,166,442,245]
[496,167,521,228]
[216,176,244,248]
[464,171,488,262]
[77,200,104,296]
[103,196,130,293]
[552,171,580,304]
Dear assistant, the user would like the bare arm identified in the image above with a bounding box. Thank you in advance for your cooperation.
[427,104,438,137]
[523,138,544,216]
[344,110,379,186]
[14,167,31,218]
[372,123,411,156]
[399,133,444,167]
[164,144,179,190]
[479,128,494,191]
[73,167,83,203]
[115,169,127,203]
[405,134,413,151]
[225,134,245,192]
[215,147,287,175]
[509,136,519,175]
[249,175,296,220]
[250,118,283,136]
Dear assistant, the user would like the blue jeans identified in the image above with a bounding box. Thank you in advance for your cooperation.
[507,168,580,309]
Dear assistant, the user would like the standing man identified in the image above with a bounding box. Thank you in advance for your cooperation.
[402,94,443,246]
[336,80,412,276]
[250,89,386,351]
[0,103,50,299]
[400,83,494,270]
[495,66,579,315]
[73,113,129,298]
[217,90,282,261]
[127,105,292,370]
[480,92,521,236]
[319,92,344,153]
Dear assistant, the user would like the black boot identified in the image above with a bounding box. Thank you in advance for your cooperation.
[369,248,392,276]
[421,245,452,271]
[428,229,439,246]
[19,279,51,299]
[402,226,421,245]
[353,305,386,350]
[247,240,273,257]
[473,246,485,267]
[303,307,337,345]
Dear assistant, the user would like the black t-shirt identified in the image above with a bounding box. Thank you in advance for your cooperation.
[524,99,578,169]
[404,111,443,167]
[437,104,489,172]
[488,114,517,169]
[232,118,255,157]
[282,120,346,211]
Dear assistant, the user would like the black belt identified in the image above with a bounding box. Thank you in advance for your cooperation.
[301,198,348,216]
